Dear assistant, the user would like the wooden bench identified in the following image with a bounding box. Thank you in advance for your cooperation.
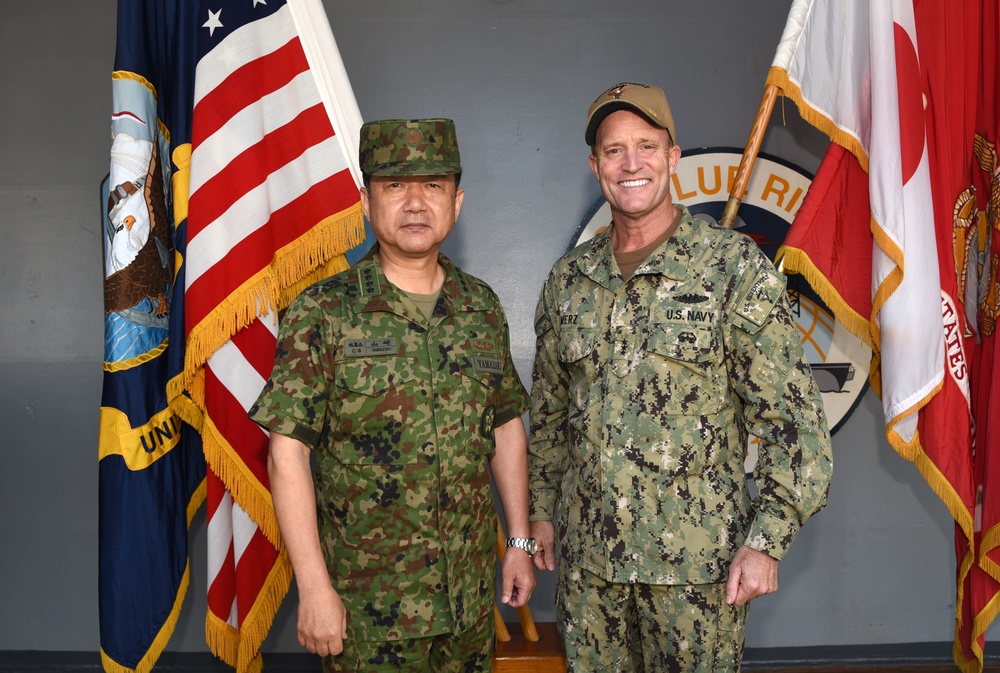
[493,520,567,673]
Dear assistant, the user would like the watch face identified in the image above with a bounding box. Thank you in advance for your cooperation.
[526,538,538,555]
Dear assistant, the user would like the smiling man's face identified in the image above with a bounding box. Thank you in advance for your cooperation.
[589,109,681,229]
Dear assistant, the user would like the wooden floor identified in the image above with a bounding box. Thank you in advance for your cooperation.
[492,622,1000,673]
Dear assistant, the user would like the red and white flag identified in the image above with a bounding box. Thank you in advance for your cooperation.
[767,0,999,669]
[771,0,944,446]
[176,1,365,670]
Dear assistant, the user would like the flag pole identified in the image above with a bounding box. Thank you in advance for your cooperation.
[720,83,780,229]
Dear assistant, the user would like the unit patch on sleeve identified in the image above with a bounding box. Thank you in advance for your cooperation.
[736,267,784,331]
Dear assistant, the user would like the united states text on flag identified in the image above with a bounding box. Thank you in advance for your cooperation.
[767,0,998,669]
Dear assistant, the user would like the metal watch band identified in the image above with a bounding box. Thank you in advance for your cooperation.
[505,536,537,557]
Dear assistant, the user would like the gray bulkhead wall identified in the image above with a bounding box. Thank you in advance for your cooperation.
[0,0,984,656]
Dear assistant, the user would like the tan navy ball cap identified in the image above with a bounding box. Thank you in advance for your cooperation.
[359,118,462,176]
[585,82,676,147]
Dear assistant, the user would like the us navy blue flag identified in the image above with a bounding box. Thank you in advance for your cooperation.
[99,1,205,671]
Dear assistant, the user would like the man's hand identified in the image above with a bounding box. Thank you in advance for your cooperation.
[500,547,536,607]
[530,520,557,571]
[269,433,347,655]
[726,546,779,606]
[296,583,348,656]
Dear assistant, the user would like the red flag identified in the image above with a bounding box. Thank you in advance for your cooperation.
[773,142,873,340]
[168,1,365,670]
[968,0,1000,664]
[769,0,998,669]
[910,2,1000,667]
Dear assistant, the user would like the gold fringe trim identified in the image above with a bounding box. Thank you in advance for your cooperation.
[167,369,205,434]
[238,546,292,673]
[953,542,980,673]
[766,67,870,173]
[884,373,941,463]
[975,526,1000,666]
[865,349,883,399]
[767,61,995,673]
[909,441,975,540]
[769,69,909,368]
[955,568,1000,673]
[202,415,281,546]
[103,340,169,373]
[909,450,981,673]
[869,211,906,273]
[206,610,239,669]
[774,246,874,348]
[869,229,904,357]
[767,67,909,363]
[175,197,361,670]
[99,484,205,673]
[972,573,1000,673]
[771,70,969,498]
[206,547,292,673]
[183,204,362,385]
[954,619,983,673]
[867,217,903,361]
[981,523,1000,582]
[982,525,1000,559]
[774,244,892,424]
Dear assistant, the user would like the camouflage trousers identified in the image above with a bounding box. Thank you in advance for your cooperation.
[323,615,494,673]
[556,562,748,673]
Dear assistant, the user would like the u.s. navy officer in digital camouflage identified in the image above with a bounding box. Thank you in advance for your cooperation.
[528,83,833,672]
[250,119,536,673]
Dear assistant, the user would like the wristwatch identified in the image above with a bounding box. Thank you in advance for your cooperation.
[506,537,538,557]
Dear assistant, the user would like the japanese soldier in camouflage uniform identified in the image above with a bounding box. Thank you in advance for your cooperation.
[251,119,536,673]
[527,83,833,672]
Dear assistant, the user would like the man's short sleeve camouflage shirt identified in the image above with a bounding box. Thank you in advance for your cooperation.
[250,250,529,641]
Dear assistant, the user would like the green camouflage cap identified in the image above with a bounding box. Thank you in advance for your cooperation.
[359,118,462,176]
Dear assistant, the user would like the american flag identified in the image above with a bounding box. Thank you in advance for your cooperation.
[181,1,364,670]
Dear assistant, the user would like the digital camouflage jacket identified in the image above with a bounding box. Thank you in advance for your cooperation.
[529,205,832,585]
[250,248,529,641]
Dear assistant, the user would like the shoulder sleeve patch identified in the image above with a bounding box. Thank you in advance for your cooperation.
[734,266,786,333]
